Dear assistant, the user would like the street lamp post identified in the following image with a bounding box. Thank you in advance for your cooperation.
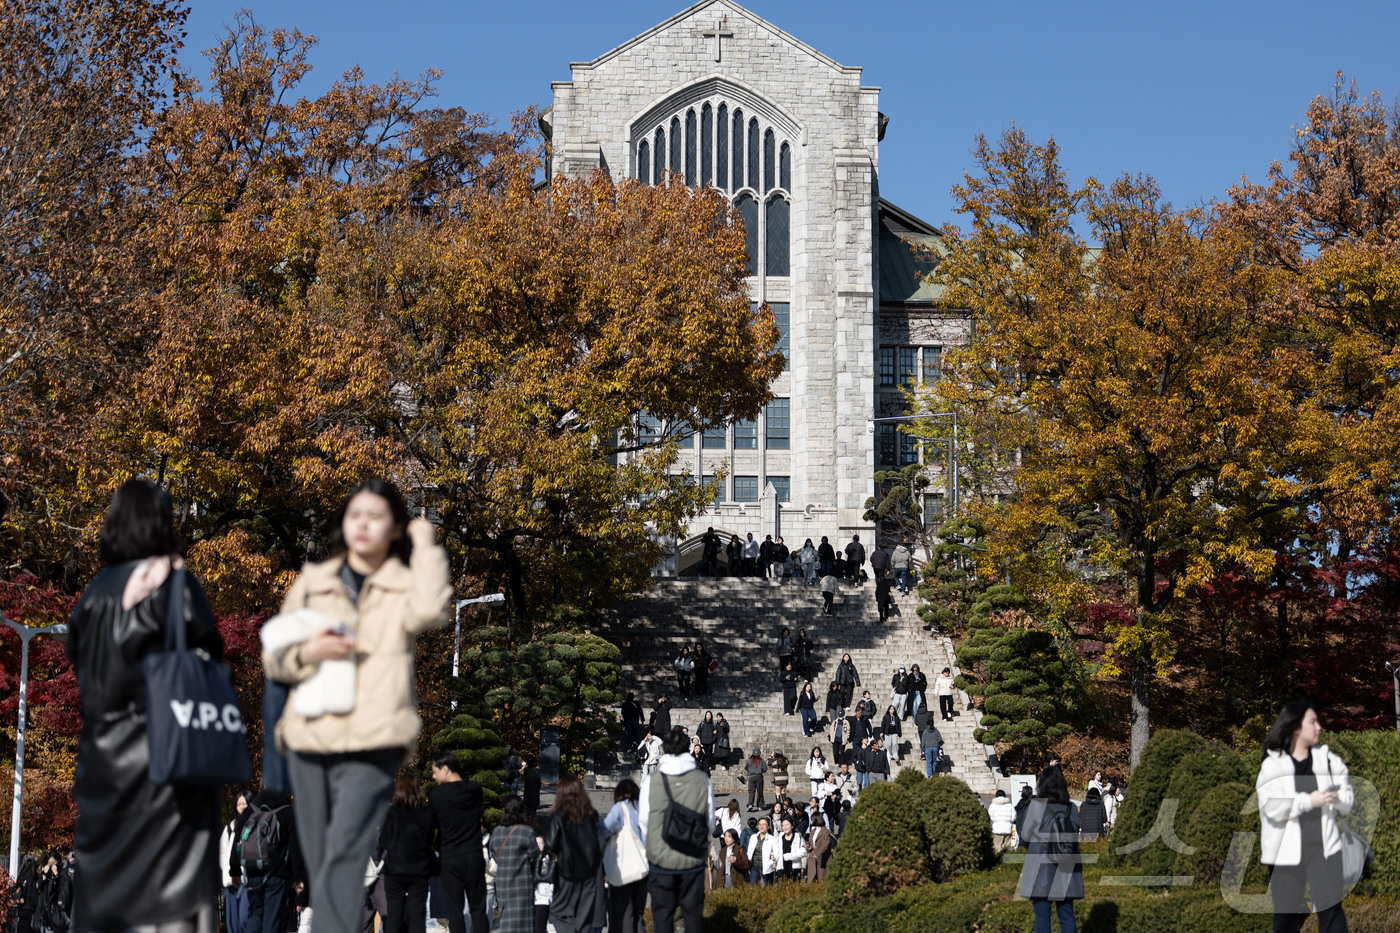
[2,613,68,879]
[452,594,506,711]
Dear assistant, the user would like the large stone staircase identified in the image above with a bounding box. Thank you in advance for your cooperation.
[592,577,1003,795]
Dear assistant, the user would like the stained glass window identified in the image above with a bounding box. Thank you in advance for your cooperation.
[654,127,665,184]
[638,141,650,186]
[764,129,775,193]
[736,193,758,276]
[748,118,759,190]
[780,142,791,190]
[685,109,697,187]
[670,117,682,179]
[765,195,789,276]
[701,104,713,188]
[732,109,745,189]
[717,104,728,190]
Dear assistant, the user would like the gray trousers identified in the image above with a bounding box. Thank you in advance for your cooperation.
[288,748,401,933]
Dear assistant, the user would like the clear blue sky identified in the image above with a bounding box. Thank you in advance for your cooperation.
[182,0,1400,228]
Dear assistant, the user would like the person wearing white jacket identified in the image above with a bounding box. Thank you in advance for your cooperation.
[987,789,1017,854]
[934,668,957,722]
[746,818,782,885]
[1255,701,1354,933]
[804,748,832,797]
[776,817,808,880]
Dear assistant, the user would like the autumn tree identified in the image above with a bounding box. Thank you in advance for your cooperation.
[0,0,188,585]
[927,128,1304,768]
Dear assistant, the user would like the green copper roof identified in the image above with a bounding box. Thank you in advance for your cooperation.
[878,199,944,305]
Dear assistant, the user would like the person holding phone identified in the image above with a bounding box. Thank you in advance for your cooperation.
[1256,700,1355,933]
[264,479,452,933]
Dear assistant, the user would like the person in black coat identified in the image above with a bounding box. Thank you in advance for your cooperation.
[377,773,438,933]
[1078,787,1108,841]
[697,711,718,769]
[1013,785,1034,840]
[34,851,72,933]
[779,662,800,716]
[651,697,673,737]
[12,855,40,933]
[236,790,302,933]
[794,629,815,679]
[523,761,542,812]
[834,655,860,710]
[429,753,488,933]
[816,537,836,577]
[66,480,224,933]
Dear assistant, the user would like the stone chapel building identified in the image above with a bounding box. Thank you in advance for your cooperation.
[541,1,968,572]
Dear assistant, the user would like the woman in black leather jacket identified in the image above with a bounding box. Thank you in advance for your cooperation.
[67,480,224,933]
[543,778,605,933]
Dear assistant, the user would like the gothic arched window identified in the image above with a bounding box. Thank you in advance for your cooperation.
[701,104,713,188]
[638,140,650,186]
[685,109,697,186]
[736,193,758,277]
[747,118,760,190]
[766,194,790,276]
[654,127,665,184]
[732,109,745,190]
[764,129,775,193]
[717,104,728,190]
[780,142,791,191]
[669,117,682,179]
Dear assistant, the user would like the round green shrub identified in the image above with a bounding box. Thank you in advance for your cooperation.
[1135,747,1251,876]
[1107,729,1208,867]
[823,780,929,906]
[702,879,815,933]
[908,775,996,881]
[762,890,827,933]
[1173,781,1252,883]
[1325,729,1400,898]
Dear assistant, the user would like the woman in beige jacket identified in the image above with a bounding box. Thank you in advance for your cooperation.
[263,479,452,933]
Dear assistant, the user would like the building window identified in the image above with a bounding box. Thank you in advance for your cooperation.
[878,424,897,467]
[748,118,760,190]
[764,129,775,193]
[637,411,662,445]
[638,141,650,185]
[736,194,758,277]
[734,419,757,449]
[685,109,697,186]
[899,347,918,386]
[717,104,728,190]
[654,127,665,184]
[899,430,920,466]
[766,399,790,449]
[922,346,942,382]
[732,109,744,189]
[734,475,759,502]
[702,425,727,449]
[779,142,791,190]
[669,117,682,179]
[879,347,896,387]
[674,419,696,448]
[704,474,725,500]
[701,104,713,187]
[923,493,945,527]
[770,302,789,371]
[765,195,790,276]
[768,475,791,502]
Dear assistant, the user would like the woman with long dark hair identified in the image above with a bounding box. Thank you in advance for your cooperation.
[1016,766,1082,933]
[376,773,438,933]
[600,780,646,933]
[881,704,902,766]
[697,711,717,770]
[488,797,537,933]
[220,793,252,933]
[544,777,605,933]
[1257,700,1354,933]
[68,479,225,933]
[263,478,451,933]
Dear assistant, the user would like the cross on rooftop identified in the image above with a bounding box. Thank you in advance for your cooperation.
[702,16,733,63]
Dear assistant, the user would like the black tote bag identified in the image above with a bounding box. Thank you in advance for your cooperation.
[142,567,253,787]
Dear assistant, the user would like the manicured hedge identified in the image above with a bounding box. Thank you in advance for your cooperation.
[910,775,997,881]
[822,780,929,905]
[702,880,822,933]
[1105,729,1208,867]
[1135,747,1251,876]
[1174,781,1252,883]
[1325,730,1400,897]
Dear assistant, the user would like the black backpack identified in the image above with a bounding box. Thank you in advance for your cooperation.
[240,803,290,874]
[1043,804,1078,863]
[659,774,709,858]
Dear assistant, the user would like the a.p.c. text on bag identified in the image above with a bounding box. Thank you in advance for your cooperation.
[142,567,253,787]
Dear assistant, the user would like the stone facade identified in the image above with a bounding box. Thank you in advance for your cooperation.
[545,1,955,569]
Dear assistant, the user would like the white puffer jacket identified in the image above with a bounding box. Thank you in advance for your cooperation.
[1256,745,1353,866]
[987,798,1016,836]
[805,757,830,782]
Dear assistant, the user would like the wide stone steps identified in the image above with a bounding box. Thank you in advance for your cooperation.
[592,578,1002,794]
